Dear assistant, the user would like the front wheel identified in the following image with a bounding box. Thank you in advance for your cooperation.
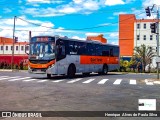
[67,65,76,78]
[47,74,51,78]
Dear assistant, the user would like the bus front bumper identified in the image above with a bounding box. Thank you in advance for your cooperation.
[28,66,47,74]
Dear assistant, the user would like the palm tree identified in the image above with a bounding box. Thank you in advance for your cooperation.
[133,44,155,73]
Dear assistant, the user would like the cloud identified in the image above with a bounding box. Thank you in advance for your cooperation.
[58,6,78,14]
[110,41,118,45]
[22,0,126,17]
[105,0,125,6]
[109,32,118,37]
[71,36,86,40]
[85,32,100,36]
[143,0,160,7]
[73,0,84,4]
[113,11,127,16]
[0,17,55,41]
[27,0,64,4]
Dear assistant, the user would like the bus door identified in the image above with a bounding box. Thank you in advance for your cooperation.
[56,40,66,74]
[87,43,95,72]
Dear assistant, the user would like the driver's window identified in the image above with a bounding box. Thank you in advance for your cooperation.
[57,41,65,55]
[56,40,66,61]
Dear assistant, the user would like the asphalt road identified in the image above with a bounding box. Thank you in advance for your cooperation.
[0,71,160,120]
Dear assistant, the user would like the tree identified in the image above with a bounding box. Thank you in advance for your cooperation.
[133,44,155,73]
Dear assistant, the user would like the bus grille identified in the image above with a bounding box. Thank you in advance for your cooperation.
[29,60,49,64]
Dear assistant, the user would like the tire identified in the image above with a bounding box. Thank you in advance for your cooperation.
[67,65,76,78]
[102,65,108,75]
[47,74,51,78]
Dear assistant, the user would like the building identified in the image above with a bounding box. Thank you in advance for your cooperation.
[0,37,29,66]
[119,14,159,67]
[87,34,107,43]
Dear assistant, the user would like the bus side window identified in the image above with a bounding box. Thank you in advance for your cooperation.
[110,48,113,57]
[68,41,73,54]
[96,44,102,56]
[102,45,109,56]
[113,47,119,57]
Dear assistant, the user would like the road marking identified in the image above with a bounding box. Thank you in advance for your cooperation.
[97,79,108,84]
[0,76,21,81]
[82,79,95,83]
[130,79,136,85]
[8,77,31,81]
[67,78,82,83]
[154,81,160,84]
[113,79,122,85]
[37,80,48,82]
[145,79,154,85]
[23,79,38,82]
[52,80,64,83]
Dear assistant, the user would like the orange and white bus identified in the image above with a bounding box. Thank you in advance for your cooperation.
[28,36,120,78]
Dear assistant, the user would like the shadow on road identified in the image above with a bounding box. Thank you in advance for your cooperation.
[32,72,124,80]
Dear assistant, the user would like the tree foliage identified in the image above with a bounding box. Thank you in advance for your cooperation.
[133,44,155,72]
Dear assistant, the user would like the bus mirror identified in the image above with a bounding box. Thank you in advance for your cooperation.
[25,44,29,55]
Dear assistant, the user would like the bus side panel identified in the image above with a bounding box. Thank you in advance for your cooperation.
[66,55,83,73]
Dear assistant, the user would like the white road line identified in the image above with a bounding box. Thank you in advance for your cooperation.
[52,80,64,83]
[130,79,136,85]
[23,79,38,82]
[67,78,82,83]
[8,77,31,81]
[82,79,95,84]
[97,79,108,84]
[145,79,154,85]
[113,79,122,85]
[0,76,21,81]
[154,81,160,84]
[37,80,48,82]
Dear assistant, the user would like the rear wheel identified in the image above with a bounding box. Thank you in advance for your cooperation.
[47,74,51,78]
[102,65,108,75]
[67,65,76,78]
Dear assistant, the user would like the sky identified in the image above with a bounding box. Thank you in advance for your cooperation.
[0,0,159,45]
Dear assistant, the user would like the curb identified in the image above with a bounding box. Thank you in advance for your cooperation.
[0,69,28,72]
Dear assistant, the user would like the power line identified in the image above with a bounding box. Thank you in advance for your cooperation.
[16,12,145,31]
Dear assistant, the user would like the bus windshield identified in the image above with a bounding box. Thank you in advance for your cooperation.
[30,42,55,60]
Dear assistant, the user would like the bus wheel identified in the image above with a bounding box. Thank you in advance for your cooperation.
[102,65,108,75]
[67,65,76,78]
[47,74,51,78]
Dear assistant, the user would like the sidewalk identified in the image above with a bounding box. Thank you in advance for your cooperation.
[0,69,28,72]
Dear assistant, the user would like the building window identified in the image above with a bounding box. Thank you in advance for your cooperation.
[137,24,140,29]
[150,35,153,40]
[21,46,24,51]
[26,46,29,51]
[16,46,18,51]
[137,35,140,40]
[6,46,8,51]
[1,46,3,50]
[144,23,146,29]
[11,46,13,50]
[143,35,146,40]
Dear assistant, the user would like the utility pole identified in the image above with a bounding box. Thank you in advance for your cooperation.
[156,6,159,79]
[146,5,160,79]
[11,16,16,71]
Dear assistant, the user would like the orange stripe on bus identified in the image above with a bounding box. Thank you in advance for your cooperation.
[80,55,119,64]
[28,60,55,69]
